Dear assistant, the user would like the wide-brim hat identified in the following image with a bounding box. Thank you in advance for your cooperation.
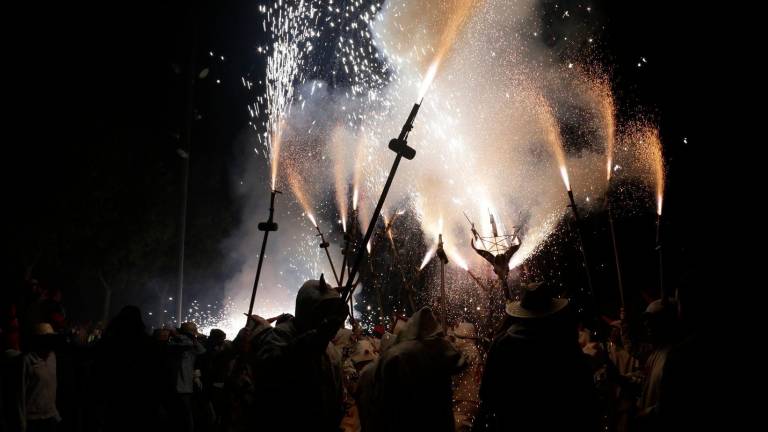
[505,282,568,319]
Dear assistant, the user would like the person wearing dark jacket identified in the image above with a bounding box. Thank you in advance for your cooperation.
[252,275,348,432]
[92,306,161,432]
[474,283,599,432]
[362,307,465,432]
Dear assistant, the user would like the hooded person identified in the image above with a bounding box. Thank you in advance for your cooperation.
[473,283,599,432]
[450,322,482,432]
[361,307,465,432]
[252,275,348,432]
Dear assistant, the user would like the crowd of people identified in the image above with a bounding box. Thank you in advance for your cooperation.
[1,274,706,432]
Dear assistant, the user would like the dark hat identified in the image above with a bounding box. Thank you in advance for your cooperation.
[505,282,568,319]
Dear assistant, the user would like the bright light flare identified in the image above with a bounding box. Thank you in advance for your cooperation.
[419,246,437,270]
[560,165,571,192]
[418,61,440,100]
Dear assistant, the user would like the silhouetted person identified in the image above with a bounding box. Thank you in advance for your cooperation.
[166,322,205,432]
[363,307,464,432]
[655,283,717,432]
[20,323,60,432]
[253,276,348,432]
[1,307,23,432]
[474,284,598,431]
[198,328,228,431]
[222,323,268,432]
[93,305,160,432]
[631,299,681,431]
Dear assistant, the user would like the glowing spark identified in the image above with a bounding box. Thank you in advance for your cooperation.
[307,213,317,228]
[560,165,572,192]
[450,251,469,271]
[351,134,366,212]
[286,167,313,216]
[420,246,437,270]
[626,123,665,216]
[331,125,349,233]
[416,0,482,100]
[270,122,284,190]
[536,94,571,191]
[418,61,439,100]
[647,131,665,215]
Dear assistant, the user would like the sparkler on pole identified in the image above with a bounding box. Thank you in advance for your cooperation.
[566,188,596,303]
[656,211,664,303]
[339,206,358,287]
[649,129,666,303]
[341,101,422,303]
[309,214,341,287]
[436,234,449,332]
[601,84,625,310]
[246,189,281,322]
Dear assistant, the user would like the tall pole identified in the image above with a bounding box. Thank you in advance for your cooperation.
[656,213,665,303]
[567,190,597,310]
[607,202,625,308]
[247,190,280,320]
[177,2,198,326]
[437,234,449,333]
[315,225,341,286]
[342,102,421,302]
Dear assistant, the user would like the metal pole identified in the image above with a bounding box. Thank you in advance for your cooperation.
[656,213,665,303]
[176,3,198,327]
[247,190,280,320]
[316,226,341,286]
[342,102,421,302]
[607,202,625,308]
[567,189,596,301]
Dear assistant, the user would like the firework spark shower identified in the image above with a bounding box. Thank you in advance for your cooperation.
[220,0,667,323]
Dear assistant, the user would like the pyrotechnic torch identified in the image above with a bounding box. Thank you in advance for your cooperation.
[566,188,596,304]
[341,101,422,303]
[246,189,281,322]
[310,215,341,287]
[656,208,665,303]
[436,234,449,332]
[339,207,357,286]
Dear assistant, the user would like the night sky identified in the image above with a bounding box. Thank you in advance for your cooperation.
[4,0,711,328]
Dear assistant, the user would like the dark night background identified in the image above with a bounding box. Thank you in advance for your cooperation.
[3,1,712,330]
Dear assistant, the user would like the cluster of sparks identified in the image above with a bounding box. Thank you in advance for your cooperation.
[216,0,671,329]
